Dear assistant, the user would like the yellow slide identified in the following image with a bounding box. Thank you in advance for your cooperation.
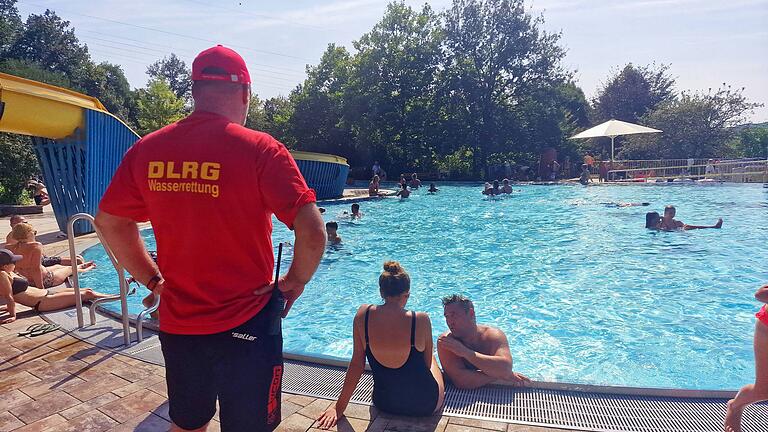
[0,72,114,139]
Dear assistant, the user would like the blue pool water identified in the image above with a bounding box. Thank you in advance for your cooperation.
[80,183,768,390]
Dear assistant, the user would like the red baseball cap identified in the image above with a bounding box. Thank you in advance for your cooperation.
[191,45,251,84]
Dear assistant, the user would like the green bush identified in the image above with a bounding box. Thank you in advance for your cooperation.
[0,133,40,204]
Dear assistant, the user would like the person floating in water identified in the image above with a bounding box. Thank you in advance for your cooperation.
[501,179,513,194]
[659,205,723,230]
[603,202,650,208]
[350,203,362,219]
[579,164,591,185]
[326,221,342,244]
[482,180,501,196]
[396,183,411,198]
[645,212,661,229]
[409,173,422,189]
[428,183,439,194]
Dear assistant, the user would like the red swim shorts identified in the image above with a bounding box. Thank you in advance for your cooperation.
[756,305,768,327]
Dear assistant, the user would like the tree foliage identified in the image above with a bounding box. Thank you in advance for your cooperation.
[0,133,38,204]
[0,0,22,54]
[592,63,675,124]
[620,86,762,159]
[147,54,192,103]
[135,79,186,136]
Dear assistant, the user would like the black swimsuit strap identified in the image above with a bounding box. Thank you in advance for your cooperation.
[410,311,416,347]
[364,305,372,346]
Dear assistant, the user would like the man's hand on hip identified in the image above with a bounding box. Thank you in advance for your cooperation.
[253,275,306,318]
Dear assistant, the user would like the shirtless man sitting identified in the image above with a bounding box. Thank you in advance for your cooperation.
[660,205,723,231]
[437,294,530,389]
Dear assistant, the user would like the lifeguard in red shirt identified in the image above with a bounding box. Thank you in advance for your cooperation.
[95,45,326,432]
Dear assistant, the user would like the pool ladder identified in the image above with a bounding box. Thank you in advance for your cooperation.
[67,213,159,346]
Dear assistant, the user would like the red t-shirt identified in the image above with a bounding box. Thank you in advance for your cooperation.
[99,111,316,335]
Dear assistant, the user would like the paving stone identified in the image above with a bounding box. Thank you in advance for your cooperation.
[344,403,378,421]
[309,416,371,432]
[283,401,304,419]
[18,373,85,399]
[0,344,23,365]
[298,399,332,420]
[64,372,131,401]
[0,371,42,393]
[60,392,120,420]
[385,414,445,432]
[111,374,165,398]
[276,412,315,432]
[9,391,80,424]
[289,393,320,406]
[367,416,389,432]
[151,401,170,422]
[0,389,33,411]
[26,357,90,380]
[98,388,167,423]
[53,410,118,432]
[0,411,24,432]
[146,378,168,397]
[448,417,507,431]
[13,414,66,432]
[107,363,157,383]
[106,412,170,432]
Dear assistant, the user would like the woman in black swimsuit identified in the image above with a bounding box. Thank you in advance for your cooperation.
[317,261,445,428]
[0,249,110,324]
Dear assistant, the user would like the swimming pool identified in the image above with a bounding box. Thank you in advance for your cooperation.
[80,183,768,391]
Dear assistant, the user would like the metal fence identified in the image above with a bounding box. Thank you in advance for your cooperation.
[607,159,768,183]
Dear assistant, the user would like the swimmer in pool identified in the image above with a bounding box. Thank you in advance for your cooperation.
[501,179,513,194]
[350,203,362,219]
[604,202,650,208]
[428,183,439,193]
[396,183,411,198]
[326,221,342,244]
[483,181,501,196]
[645,212,661,229]
[659,205,723,230]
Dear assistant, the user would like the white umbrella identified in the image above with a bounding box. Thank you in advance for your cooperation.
[569,119,662,162]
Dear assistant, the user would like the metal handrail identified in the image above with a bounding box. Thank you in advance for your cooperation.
[136,293,161,343]
[88,282,136,325]
[67,213,132,346]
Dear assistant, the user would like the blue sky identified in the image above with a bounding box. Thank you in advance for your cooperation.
[15,0,768,122]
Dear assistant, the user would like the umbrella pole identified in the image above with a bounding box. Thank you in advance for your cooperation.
[611,136,615,163]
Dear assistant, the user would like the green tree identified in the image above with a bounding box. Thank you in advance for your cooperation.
[593,63,675,123]
[81,62,134,122]
[0,58,71,88]
[147,54,192,103]
[289,44,354,160]
[5,10,91,84]
[620,86,762,159]
[345,2,444,174]
[735,126,768,159]
[245,95,295,146]
[0,133,38,204]
[135,79,186,136]
[0,0,22,54]
[442,0,569,174]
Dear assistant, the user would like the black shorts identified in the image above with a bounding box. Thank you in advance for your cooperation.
[41,256,61,267]
[160,293,284,431]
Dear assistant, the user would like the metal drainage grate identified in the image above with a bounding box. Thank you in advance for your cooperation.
[283,360,768,432]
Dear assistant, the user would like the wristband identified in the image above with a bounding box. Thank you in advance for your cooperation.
[146,275,163,292]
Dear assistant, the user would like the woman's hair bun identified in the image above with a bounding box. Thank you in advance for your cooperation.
[383,261,402,274]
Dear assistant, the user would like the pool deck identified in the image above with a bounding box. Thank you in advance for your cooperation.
[2,198,566,432]
[2,311,568,432]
